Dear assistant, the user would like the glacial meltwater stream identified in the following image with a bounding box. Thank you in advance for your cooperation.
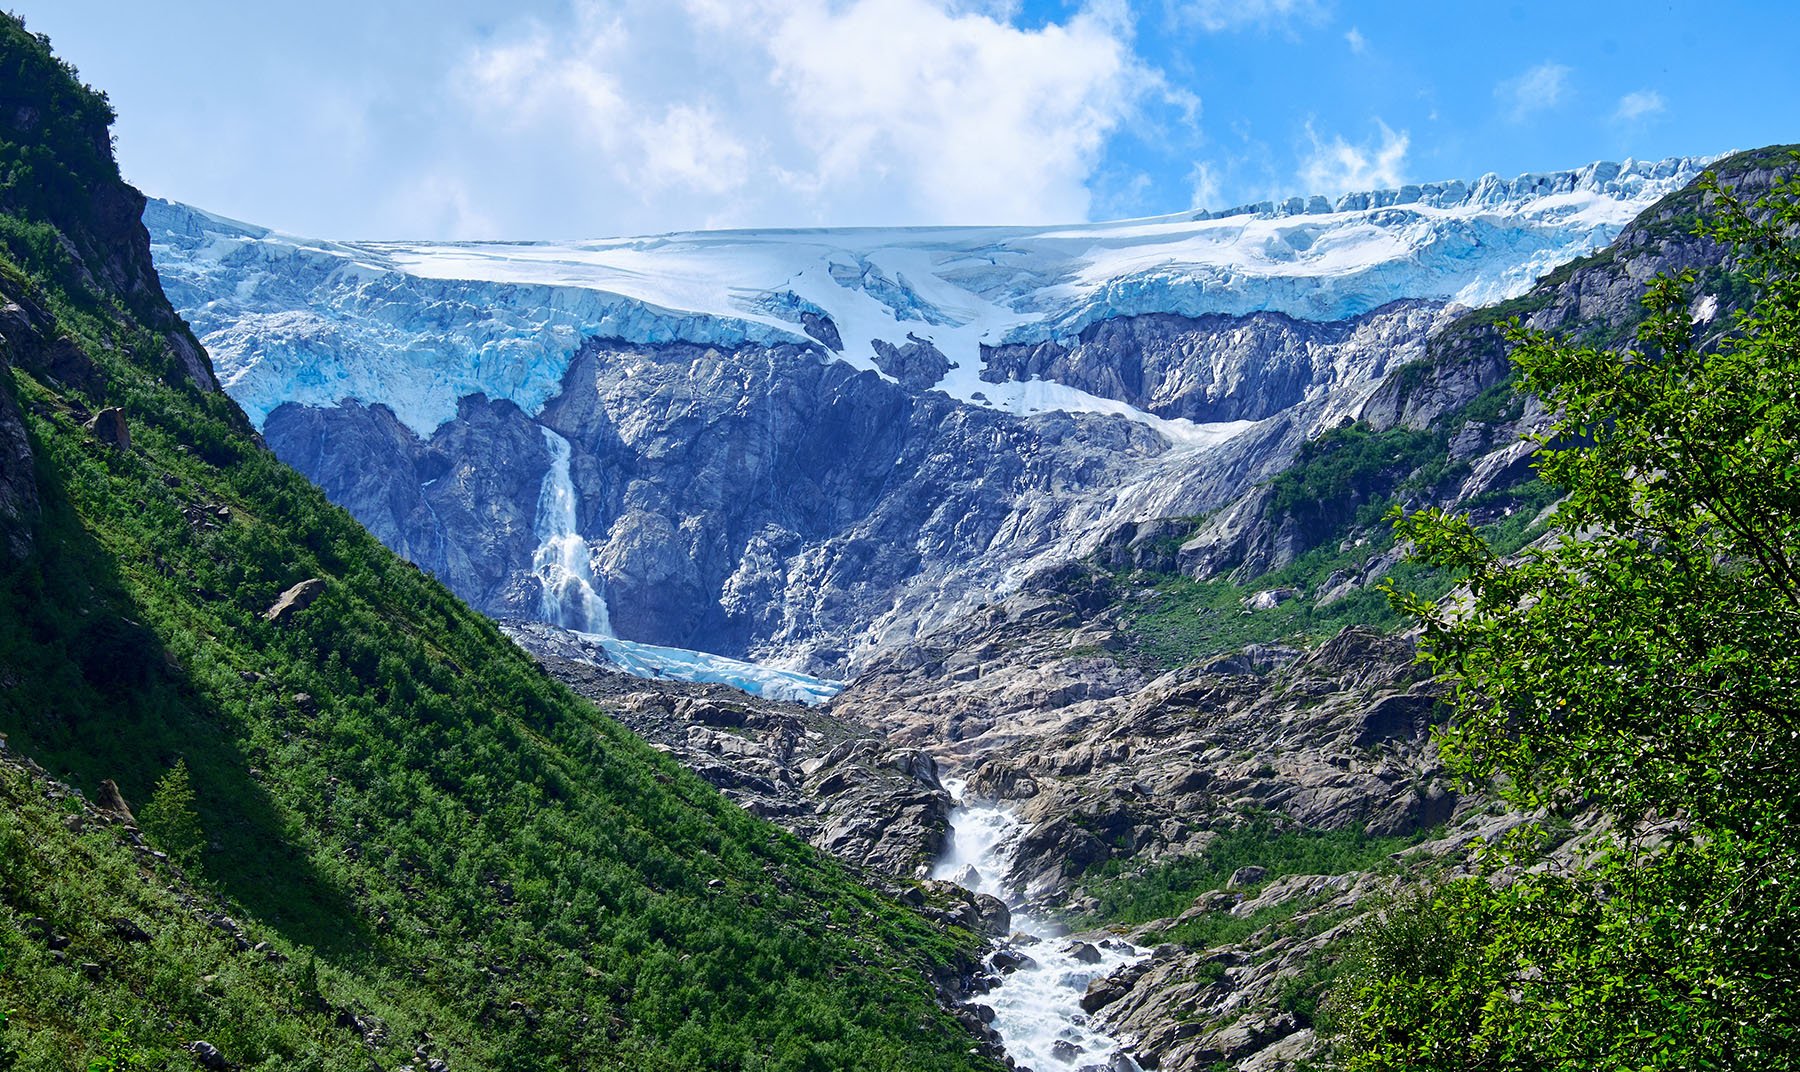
[934,782,1148,1072]
[533,426,613,635]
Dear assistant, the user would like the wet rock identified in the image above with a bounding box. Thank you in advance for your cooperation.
[972,894,1012,938]
[989,947,1038,975]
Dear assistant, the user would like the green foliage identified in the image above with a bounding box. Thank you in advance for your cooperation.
[1267,422,1450,523]
[0,17,117,227]
[1335,160,1800,1069]
[136,759,203,870]
[1113,547,1435,668]
[1076,819,1427,935]
[83,1019,144,1072]
[0,953,14,1072]
[1109,383,1555,670]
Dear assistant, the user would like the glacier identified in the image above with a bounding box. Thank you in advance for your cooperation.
[502,623,845,706]
[144,155,1717,678]
[146,155,1709,443]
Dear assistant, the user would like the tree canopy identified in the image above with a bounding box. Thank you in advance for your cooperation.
[1331,161,1800,1069]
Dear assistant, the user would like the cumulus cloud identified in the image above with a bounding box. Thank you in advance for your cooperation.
[452,0,1165,233]
[1615,89,1666,122]
[1298,119,1408,198]
[1171,0,1324,32]
[1496,62,1572,122]
[1344,26,1366,53]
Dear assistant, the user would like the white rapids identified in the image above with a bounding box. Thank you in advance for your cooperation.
[934,781,1148,1072]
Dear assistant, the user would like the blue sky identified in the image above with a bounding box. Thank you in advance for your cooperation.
[14,1,1798,239]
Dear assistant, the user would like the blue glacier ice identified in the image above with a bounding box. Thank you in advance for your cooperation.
[145,154,1711,441]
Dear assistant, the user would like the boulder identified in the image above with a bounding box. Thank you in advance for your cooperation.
[1227,865,1268,890]
[186,1040,228,1070]
[95,778,136,824]
[264,578,326,624]
[84,407,130,451]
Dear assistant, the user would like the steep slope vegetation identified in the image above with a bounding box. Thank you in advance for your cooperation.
[0,18,996,1072]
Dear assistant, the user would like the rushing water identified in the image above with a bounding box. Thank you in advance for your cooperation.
[532,426,613,635]
[934,781,1148,1072]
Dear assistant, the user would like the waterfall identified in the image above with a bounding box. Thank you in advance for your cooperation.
[532,427,613,635]
[935,781,1148,1071]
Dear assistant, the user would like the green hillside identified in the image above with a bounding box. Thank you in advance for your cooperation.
[0,17,995,1071]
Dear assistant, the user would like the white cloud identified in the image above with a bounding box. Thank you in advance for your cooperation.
[1298,119,1408,197]
[1172,0,1324,32]
[1187,161,1221,210]
[1496,62,1572,123]
[451,0,1163,233]
[1615,89,1666,122]
[1344,26,1366,53]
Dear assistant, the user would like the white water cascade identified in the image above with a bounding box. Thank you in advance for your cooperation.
[934,781,1148,1072]
[531,427,613,635]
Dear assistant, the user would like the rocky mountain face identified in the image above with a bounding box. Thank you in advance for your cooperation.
[144,160,1704,674]
[820,149,1800,1069]
[261,336,1174,669]
[508,621,955,879]
[980,299,1447,424]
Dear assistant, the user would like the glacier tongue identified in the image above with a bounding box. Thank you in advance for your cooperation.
[503,622,845,706]
[145,155,1710,442]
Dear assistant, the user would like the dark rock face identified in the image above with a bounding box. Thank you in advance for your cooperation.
[981,301,1447,423]
[264,396,551,617]
[0,357,37,562]
[250,294,1445,674]
[870,333,953,391]
[264,336,1179,672]
[800,311,844,352]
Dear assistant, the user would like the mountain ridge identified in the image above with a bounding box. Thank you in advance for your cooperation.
[142,154,1713,673]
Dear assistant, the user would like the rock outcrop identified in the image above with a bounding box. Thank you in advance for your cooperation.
[533,645,954,877]
[981,300,1449,424]
[263,578,326,624]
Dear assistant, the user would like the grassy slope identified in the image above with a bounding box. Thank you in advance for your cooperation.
[0,18,995,1072]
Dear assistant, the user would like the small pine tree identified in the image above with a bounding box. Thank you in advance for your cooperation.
[138,759,203,870]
